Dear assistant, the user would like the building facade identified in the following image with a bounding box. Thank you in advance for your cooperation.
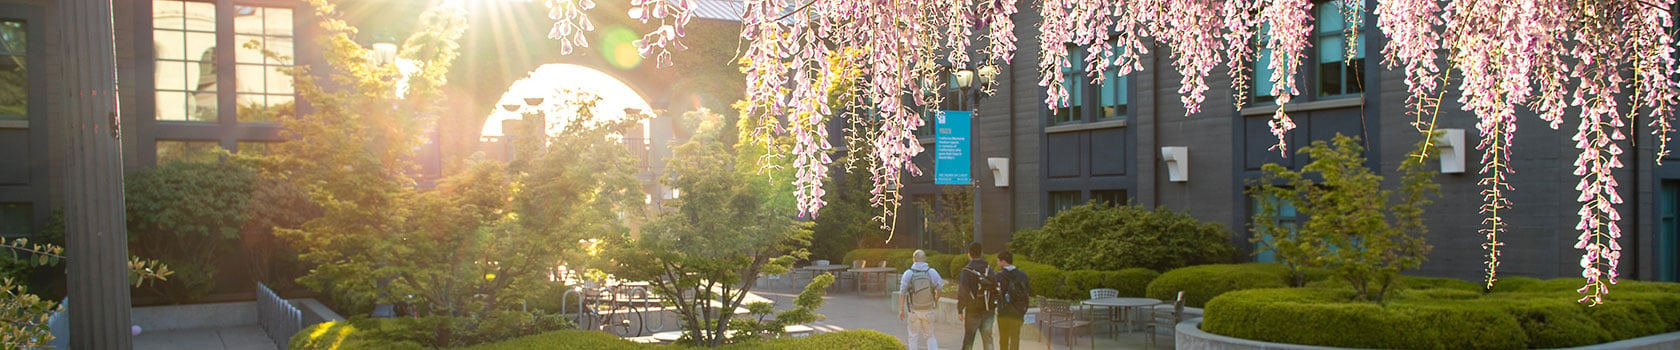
[921,0,1678,282]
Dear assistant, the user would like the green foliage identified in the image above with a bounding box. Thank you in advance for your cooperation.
[1061,268,1160,299]
[915,187,974,251]
[292,324,902,350]
[808,170,890,262]
[124,161,258,303]
[287,313,576,349]
[1394,275,1481,292]
[1249,134,1437,301]
[1145,263,1292,308]
[1201,278,1680,349]
[608,110,812,347]
[717,330,904,350]
[730,274,833,342]
[1010,203,1236,272]
[839,249,918,271]
[0,238,170,348]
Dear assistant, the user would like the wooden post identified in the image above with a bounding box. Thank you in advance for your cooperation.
[61,0,134,348]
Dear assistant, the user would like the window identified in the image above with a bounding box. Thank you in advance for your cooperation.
[1251,193,1299,263]
[0,202,27,237]
[1253,24,1276,104]
[234,5,294,123]
[1091,190,1127,207]
[154,0,219,122]
[1099,40,1128,120]
[156,140,222,164]
[0,19,25,121]
[1316,0,1365,97]
[1051,45,1085,125]
[1049,191,1081,218]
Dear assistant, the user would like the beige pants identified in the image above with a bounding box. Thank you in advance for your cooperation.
[907,309,938,350]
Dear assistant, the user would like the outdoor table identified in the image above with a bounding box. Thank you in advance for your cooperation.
[800,264,850,291]
[846,267,896,293]
[1082,297,1161,337]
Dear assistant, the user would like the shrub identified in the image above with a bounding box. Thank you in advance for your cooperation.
[125,161,258,303]
[1013,260,1064,301]
[1395,275,1481,292]
[839,249,917,271]
[924,254,959,276]
[1063,268,1159,299]
[720,330,903,350]
[1488,276,1543,293]
[1146,263,1289,308]
[1202,288,1527,349]
[454,329,646,350]
[1009,203,1236,272]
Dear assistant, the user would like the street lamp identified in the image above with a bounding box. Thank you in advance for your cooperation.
[951,66,994,248]
[371,39,398,67]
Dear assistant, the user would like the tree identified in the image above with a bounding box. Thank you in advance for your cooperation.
[608,109,812,347]
[263,0,467,312]
[915,186,973,252]
[547,0,1677,303]
[1249,134,1437,302]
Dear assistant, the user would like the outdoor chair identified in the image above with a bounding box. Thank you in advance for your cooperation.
[1040,298,1094,349]
[1146,291,1186,347]
[839,260,866,291]
[1087,288,1120,335]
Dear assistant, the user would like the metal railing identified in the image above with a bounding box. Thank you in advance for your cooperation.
[256,282,305,349]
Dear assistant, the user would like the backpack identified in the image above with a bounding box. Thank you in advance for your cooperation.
[999,270,1029,314]
[907,268,938,311]
[962,266,997,311]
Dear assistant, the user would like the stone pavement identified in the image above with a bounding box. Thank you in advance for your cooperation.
[754,287,1171,350]
[133,326,277,350]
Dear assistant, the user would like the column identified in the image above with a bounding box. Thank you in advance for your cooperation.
[61,0,134,348]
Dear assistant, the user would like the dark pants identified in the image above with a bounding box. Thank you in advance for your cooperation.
[997,313,1024,350]
[962,310,996,350]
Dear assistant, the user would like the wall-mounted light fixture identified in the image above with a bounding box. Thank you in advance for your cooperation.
[988,157,1009,187]
[1161,146,1188,182]
[1437,129,1466,174]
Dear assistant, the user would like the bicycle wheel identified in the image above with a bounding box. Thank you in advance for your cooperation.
[608,303,644,337]
[628,288,665,333]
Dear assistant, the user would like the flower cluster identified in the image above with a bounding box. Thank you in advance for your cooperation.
[545,0,596,55]
[629,0,697,68]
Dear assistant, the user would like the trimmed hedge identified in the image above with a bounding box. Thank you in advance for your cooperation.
[838,248,918,271]
[294,322,899,350]
[1202,279,1680,349]
[1146,263,1291,308]
[720,330,903,350]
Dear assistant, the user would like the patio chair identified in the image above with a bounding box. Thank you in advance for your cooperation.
[1040,298,1094,349]
[1146,291,1186,347]
[1087,288,1120,335]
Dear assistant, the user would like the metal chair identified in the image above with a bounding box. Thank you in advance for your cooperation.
[1087,288,1120,335]
[839,260,866,292]
[1040,298,1094,349]
[1146,291,1186,347]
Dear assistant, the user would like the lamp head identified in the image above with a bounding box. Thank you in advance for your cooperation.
[977,64,999,85]
[501,103,521,113]
[523,97,545,107]
[371,42,398,66]
[953,69,976,90]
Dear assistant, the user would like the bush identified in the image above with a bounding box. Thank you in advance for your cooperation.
[1062,268,1159,299]
[839,249,918,271]
[125,161,258,303]
[289,312,575,349]
[1146,263,1290,308]
[720,330,903,350]
[1202,288,1527,349]
[455,329,646,350]
[1202,278,1680,349]
[1395,275,1481,292]
[1010,203,1237,272]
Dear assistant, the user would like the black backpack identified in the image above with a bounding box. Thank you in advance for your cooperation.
[962,266,997,310]
[999,270,1029,313]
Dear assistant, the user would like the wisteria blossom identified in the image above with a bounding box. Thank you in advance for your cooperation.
[545,0,595,55]
[542,0,1679,304]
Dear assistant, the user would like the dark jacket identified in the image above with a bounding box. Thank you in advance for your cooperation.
[957,258,992,315]
[994,266,1030,318]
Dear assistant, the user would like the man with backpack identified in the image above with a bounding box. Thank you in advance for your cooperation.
[993,250,1030,350]
[899,249,945,350]
[958,242,997,350]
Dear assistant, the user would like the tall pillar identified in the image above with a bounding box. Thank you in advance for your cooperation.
[61,0,133,348]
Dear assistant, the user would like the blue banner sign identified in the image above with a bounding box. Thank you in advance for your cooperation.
[935,110,971,185]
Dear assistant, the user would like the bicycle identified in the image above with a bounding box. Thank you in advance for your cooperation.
[571,280,665,337]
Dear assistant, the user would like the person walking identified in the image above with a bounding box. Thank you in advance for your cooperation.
[993,250,1030,350]
[899,249,945,350]
[958,242,997,350]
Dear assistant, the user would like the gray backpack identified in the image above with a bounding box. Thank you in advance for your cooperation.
[907,268,938,311]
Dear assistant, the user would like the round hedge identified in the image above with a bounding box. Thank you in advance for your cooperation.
[1146,263,1290,308]
[1201,280,1680,349]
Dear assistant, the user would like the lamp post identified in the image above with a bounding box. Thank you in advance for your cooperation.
[62,0,132,347]
[952,65,996,248]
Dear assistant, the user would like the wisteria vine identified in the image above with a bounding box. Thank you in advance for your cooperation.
[541,0,1680,304]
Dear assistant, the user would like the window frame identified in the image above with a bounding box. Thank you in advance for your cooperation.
[1048,41,1133,126]
[1248,0,1368,104]
[143,0,296,166]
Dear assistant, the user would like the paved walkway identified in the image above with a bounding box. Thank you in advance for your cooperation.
[134,326,277,350]
[755,285,1170,350]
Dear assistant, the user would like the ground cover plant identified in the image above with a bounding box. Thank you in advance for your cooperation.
[290,324,902,350]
